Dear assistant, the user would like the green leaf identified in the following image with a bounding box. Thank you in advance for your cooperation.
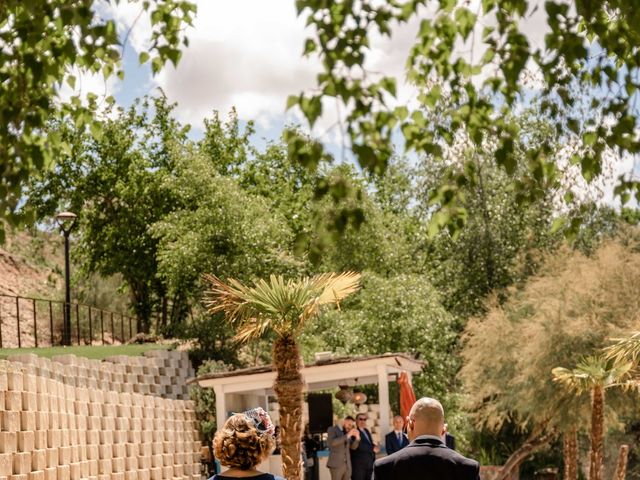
[139,52,150,64]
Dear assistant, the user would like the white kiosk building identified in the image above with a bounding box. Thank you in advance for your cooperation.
[193,352,424,479]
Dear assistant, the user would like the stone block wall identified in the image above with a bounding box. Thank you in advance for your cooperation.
[0,352,201,480]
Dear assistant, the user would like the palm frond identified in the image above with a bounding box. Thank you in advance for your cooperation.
[202,271,361,343]
[552,355,634,394]
[604,331,640,367]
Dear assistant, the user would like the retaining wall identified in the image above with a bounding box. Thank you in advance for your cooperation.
[0,351,201,480]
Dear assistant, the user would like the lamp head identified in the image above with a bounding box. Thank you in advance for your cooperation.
[55,211,77,233]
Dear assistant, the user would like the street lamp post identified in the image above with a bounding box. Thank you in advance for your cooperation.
[55,212,77,346]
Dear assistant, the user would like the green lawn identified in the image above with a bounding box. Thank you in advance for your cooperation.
[0,343,169,360]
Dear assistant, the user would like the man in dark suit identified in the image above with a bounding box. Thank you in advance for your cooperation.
[384,415,409,455]
[351,413,379,480]
[373,398,480,480]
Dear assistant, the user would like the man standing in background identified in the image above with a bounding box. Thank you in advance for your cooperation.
[327,416,359,480]
[350,413,379,480]
[384,415,409,455]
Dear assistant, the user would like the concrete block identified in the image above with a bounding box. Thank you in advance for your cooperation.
[1,412,20,432]
[0,453,12,476]
[22,374,37,393]
[100,417,115,431]
[58,412,68,430]
[80,461,89,478]
[59,446,71,465]
[115,417,129,430]
[88,416,101,430]
[112,444,125,459]
[60,429,69,447]
[9,474,28,480]
[47,412,59,430]
[150,465,161,480]
[137,470,150,480]
[45,449,58,468]
[124,457,139,472]
[35,412,48,431]
[161,466,172,479]
[46,430,60,449]
[27,472,44,480]
[36,376,47,393]
[139,444,152,457]
[141,431,153,443]
[125,471,138,480]
[34,431,47,450]
[111,458,125,474]
[0,372,7,390]
[114,431,127,444]
[136,456,150,470]
[69,463,80,480]
[56,465,70,480]
[88,459,98,476]
[98,445,111,460]
[20,412,36,431]
[69,430,78,447]
[98,430,112,445]
[31,450,46,471]
[6,372,23,391]
[44,468,56,480]
[17,431,34,452]
[173,465,183,477]
[70,445,80,463]
[86,445,99,461]
[20,392,36,411]
[13,452,32,474]
[127,431,141,443]
[76,416,86,432]
[0,432,17,454]
[5,392,22,411]
[162,454,173,467]
[98,460,111,475]
[151,455,162,469]
[111,473,125,480]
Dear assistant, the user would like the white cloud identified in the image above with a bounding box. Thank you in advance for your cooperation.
[152,1,319,129]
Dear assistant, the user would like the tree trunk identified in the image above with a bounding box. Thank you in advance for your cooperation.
[273,334,304,480]
[589,386,605,480]
[562,428,578,480]
[613,444,629,480]
[496,430,555,480]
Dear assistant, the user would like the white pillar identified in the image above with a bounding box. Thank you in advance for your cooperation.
[214,385,226,430]
[377,365,390,440]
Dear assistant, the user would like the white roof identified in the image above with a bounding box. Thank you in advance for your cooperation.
[193,353,424,395]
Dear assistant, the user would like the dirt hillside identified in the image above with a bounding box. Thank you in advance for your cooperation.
[0,230,64,347]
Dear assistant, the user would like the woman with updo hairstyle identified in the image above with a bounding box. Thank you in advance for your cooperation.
[211,408,283,480]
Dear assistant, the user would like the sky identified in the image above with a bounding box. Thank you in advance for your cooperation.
[69,0,638,207]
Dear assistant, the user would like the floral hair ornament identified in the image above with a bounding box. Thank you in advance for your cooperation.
[243,407,276,436]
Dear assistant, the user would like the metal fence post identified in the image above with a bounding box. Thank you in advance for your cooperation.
[16,296,21,348]
[49,301,54,346]
[88,306,92,346]
[101,310,105,345]
[32,298,37,348]
[120,314,124,344]
[76,303,80,345]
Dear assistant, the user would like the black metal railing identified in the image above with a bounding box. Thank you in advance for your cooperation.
[0,293,139,349]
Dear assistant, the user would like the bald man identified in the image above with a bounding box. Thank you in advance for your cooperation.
[373,398,480,480]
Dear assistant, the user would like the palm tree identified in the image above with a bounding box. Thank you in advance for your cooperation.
[605,330,640,367]
[552,356,633,480]
[204,272,361,480]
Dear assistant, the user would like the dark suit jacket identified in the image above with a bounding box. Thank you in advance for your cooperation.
[351,428,376,470]
[385,431,409,455]
[373,435,480,480]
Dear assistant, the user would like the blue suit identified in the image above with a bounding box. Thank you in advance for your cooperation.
[385,431,409,455]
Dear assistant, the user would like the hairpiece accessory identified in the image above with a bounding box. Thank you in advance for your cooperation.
[243,407,275,436]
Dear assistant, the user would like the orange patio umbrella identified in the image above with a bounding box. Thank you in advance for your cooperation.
[397,371,416,420]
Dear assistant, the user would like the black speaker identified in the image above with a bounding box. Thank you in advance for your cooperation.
[307,393,333,434]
